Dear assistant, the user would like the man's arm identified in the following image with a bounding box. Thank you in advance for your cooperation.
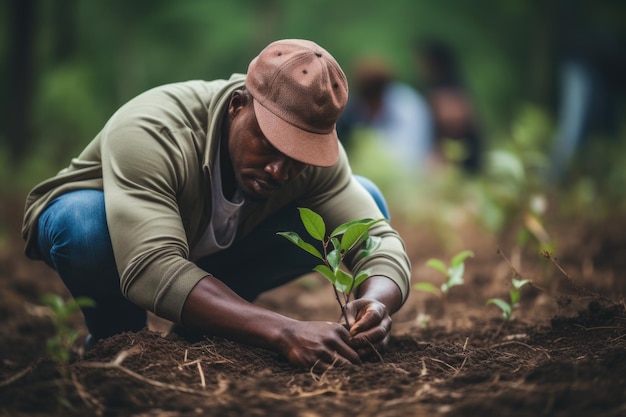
[355,274,403,314]
[181,275,362,369]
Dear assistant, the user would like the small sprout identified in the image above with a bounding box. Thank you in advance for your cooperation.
[414,250,474,298]
[486,298,513,320]
[278,208,386,328]
[487,277,531,321]
[41,293,94,410]
[42,293,95,363]
[517,195,555,253]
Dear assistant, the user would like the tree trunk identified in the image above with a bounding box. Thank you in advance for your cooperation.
[6,0,37,165]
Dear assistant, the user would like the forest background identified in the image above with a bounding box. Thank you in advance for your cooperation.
[2,0,626,230]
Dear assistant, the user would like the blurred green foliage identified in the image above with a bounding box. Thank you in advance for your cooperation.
[0,0,560,184]
[1,0,624,232]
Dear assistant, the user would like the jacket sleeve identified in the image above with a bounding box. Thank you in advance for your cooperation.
[301,147,412,304]
[100,118,208,323]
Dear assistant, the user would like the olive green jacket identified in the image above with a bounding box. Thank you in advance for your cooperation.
[22,74,411,324]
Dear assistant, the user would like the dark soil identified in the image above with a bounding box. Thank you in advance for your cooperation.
[1,194,625,417]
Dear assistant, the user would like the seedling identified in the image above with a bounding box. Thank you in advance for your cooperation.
[516,194,556,253]
[42,293,95,363]
[414,250,474,299]
[41,293,95,410]
[487,277,531,321]
[277,207,386,327]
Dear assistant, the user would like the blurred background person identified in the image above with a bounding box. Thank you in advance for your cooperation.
[415,38,484,175]
[338,55,434,176]
[546,0,626,183]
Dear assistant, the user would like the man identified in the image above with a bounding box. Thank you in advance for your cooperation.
[338,55,433,174]
[22,39,411,369]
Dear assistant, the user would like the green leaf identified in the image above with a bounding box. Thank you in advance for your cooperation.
[314,265,337,287]
[74,296,96,308]
[510,290,520,305]
[426,258,447,275]
[447,263,466,289]
[331,237,341,253]
[298,207,326,241]
[47,338,69,362]
[353,269,371,289]
[487,298,512,320]
[276,231,323,260]
[64,297,94,315]
[512,278,530,290]
[334,269,354,293]
[451,250,474,268]
[413,282,440,295]
[358,236,382,258]
[327,249,341,272]
[340,223,370,252]
[65,330,79,346]
[41,293,65,314]
[330,218,382,238]
[488,149,525,183]
[63,301,82,315]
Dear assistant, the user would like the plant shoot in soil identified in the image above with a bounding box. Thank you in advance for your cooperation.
[414,250,474,299]
[277,207,386,328]
[42,293,95,363]
[487,277,531,321]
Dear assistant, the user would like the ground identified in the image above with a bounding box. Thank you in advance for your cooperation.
[0,192,625,417]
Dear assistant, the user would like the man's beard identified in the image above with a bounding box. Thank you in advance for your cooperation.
[235,174,275,202]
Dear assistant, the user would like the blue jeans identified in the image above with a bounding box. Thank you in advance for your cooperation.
[36,177,389,340]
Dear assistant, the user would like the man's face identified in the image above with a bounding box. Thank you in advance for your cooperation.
[227,96,307,201]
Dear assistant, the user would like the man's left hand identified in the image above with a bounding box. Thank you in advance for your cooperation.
[344,298,392,360]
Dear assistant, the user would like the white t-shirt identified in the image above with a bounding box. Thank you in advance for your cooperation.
[190,143,244,261]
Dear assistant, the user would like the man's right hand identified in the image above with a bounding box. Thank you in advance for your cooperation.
[278,321,362,369]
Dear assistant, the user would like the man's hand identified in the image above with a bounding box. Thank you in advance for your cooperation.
[345,274,403,360]
[279,321,362,369]
[344,298,392,359]
[181,274,402,369]
[183,276,363,370]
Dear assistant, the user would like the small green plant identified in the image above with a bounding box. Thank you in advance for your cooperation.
[487,277,531,321]
[41,294,95,411]
[414,250,474,298]
[516,193,556,253]
[277,207,386,327]
[42,293,95,363]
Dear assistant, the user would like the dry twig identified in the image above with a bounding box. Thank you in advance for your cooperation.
[0,361,38,388]
[490,340,551,360]
[78,349,211,397]
[178,359,209,388]
[71,369,104,416]
[427,357,457,372]
[541,250,619,305]
[496,248,546,293]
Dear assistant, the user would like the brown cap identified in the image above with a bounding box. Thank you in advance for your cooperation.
[245,39,348,167]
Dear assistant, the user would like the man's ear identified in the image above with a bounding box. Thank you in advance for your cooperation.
[228,89,249,119]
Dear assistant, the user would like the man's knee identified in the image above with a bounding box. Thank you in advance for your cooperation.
[353,175,390,220]
[39,190,113,266]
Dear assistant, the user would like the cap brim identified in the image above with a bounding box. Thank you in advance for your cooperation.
[252,99,339,168]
